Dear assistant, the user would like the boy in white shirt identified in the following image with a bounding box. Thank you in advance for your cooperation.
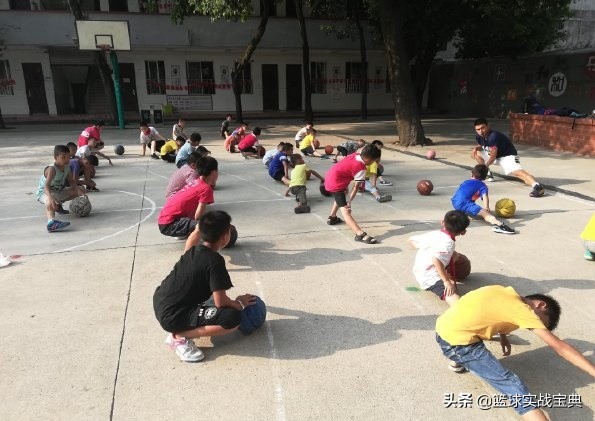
[409,210,470,305]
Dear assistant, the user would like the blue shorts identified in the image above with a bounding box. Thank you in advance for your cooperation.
[452,198,482,216]
[436,334,536,415]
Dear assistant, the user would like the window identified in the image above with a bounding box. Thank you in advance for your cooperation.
[186,61,215,95]
[109,0,128,11]
[345,62,367,94]
[0,61,14,96]
[238,63,253,94]
[10,0,31,9]
[310,62,327,94]
[145,60,165,95]
[38,0,68,10]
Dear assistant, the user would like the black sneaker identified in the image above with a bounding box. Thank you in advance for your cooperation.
[56,204,69,214]
[529,184,545,197]
[492,224,515,234]
[151,153,160,160]
[294,205,311,214]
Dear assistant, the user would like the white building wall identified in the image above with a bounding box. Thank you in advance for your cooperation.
[0,47,57,115]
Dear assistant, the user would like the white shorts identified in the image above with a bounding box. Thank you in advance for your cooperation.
[480,150,523,175]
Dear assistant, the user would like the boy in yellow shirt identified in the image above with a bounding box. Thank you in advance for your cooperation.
[160,136,186,163]
[580,213,595,260]
[436,285,595,420]
[299,128,329,159]
[285,154,324,213]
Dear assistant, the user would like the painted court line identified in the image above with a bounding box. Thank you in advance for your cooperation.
[52,190,157,253]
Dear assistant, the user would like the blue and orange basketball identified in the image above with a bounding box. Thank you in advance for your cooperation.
[239,296,267,334]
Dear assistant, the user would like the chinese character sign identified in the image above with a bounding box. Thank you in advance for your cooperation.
[548,72,567,97]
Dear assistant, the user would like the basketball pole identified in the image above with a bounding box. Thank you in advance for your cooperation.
[108,49,125,129]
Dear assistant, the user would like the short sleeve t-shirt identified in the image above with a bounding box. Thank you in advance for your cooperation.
[165,165,198,199]
[78,126,101,147]
[436,285,546,345]
[365,161,378,179]
[581,214,595,241]
[299,134,314,150]
[340,140,360,154]
[75,145,92,158]
[175,142,195,165]
[172,123,187,140]
[160,140,178,156]
[409,230,456,289]
[324,153,366,192]
[475,130,518,158]
[451,179,488,203]
[268,152,289,177]
[289,163,310,187]
[140,127,160,143]
[237,133,258,150]
[262,148,278,165]
[158,179,214,225]
[153,245,233,331]
[294,126,308,141]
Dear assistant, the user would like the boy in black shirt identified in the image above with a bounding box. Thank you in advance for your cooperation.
[153,210,256,362]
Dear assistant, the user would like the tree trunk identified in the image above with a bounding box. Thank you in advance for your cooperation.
[376,0,425,146]
[0,106,6,129]
[231,0,273,123]
[295,0,313,121]
[68,0,118,123]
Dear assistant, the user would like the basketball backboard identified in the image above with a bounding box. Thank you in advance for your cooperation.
[75,20,131,51]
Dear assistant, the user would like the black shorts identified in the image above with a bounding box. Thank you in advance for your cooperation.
[157,301,241,332]
[188,303,241,330]
[300,146,314,155]
[331,191,348,207]
[159,218,198,237]
[271,170,285,181]
[239,146,257,154]
[427,281,446,300]
[153,139,165,152]
[161,153,176,163]
[336,146,349,156]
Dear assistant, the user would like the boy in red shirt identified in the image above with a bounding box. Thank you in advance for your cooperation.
[158,156,218,239]
[77,121,105,148]
[237,127,262,158]
[324,144,381,244]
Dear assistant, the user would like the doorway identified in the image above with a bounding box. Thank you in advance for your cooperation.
[22,63,49,114]
[286,64,302,111]
[119,63,139,112]
[261,64,279,111]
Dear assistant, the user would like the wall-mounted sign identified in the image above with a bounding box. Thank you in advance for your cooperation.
[548,72,567,97]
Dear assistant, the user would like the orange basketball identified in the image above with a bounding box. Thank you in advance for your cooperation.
[447,252,471,281]
[416,179,433,196]
[313,139,320,149]
[324,145,334,155]
[257,145,266,157]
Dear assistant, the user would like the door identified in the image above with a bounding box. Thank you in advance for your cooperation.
[22,63,49,114]
[286,64,302,111]
[119,63,139,112]
[71,83,86,114]
[262,64,279,111]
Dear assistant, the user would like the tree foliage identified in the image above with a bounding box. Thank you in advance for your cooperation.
[167,0,253,24]
[453,0,573,58]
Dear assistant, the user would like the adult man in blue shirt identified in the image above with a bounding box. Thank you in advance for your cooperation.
[471,118,545,197]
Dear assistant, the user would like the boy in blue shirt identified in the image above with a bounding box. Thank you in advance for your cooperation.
[268,143,293,185]
[451,164,515,234]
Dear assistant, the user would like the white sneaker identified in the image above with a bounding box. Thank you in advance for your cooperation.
[165,333,204,362]
[448,361,466,373]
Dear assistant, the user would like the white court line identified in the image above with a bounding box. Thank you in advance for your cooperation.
[146,169,169,180]
[243,252,287,421]
[220,170,284,197]
[52,190,156,254]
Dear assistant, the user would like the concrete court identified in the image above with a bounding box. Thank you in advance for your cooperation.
[0,117,593,421]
